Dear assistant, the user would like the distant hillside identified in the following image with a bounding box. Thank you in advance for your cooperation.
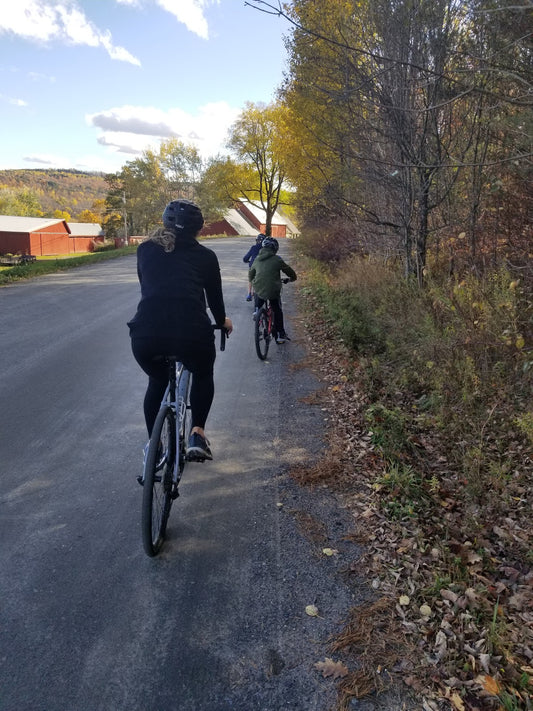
[0,169,109,218]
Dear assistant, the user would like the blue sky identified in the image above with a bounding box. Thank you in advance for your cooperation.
[0,0,290,173]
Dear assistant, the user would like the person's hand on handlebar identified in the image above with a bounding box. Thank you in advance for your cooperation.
[223,317,233,335]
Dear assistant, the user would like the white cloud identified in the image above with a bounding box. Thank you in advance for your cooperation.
[23,153,66,166]
[156,0,216,40]
[19,150,125,173]
[86,101,241,161]
[28,71,57,83]
[0,94,28,107]
[0,1,141,65]
[115,0,219,40]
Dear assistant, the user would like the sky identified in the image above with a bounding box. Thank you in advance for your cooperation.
[0,0,290,174]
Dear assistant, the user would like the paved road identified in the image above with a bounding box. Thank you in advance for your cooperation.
[0,239,363,711]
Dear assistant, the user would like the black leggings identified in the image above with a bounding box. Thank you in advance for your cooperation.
[255,296,285,337]
[131,337,216,437]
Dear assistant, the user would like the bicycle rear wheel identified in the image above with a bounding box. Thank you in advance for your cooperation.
[254,307,270,360]
[141,404,176,557]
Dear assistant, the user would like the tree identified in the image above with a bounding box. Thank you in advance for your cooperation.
[195,156,241,222]
[253,0,532,278]
[227,102,290,236]
[53,209,71,221]
[0,187,43,217]
[77,209,101,223]
[104,138,206,236]
[159,139,203,199]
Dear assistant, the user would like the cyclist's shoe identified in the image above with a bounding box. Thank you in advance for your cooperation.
[252,309,258,321]
[246,293,253,302]
[186,432,213,462]
[276,332,291,344]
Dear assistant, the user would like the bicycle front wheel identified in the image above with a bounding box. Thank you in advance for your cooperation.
[254,307,270,360]
[141,404,176,557]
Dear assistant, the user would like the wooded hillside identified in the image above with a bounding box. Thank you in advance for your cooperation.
[0,169,108,219]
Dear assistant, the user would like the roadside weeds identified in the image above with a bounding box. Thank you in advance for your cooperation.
[289,287,533,711]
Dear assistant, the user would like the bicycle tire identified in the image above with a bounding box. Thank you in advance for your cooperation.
[178,370,192,471]
[254,307,270,360]
[141,404,176,557]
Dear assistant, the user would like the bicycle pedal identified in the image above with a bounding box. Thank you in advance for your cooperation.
[186,452,206,463]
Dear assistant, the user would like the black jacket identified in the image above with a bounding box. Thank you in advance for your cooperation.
[128,238,226,342]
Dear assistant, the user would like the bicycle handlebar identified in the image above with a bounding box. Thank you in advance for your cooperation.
[213,325,228,352]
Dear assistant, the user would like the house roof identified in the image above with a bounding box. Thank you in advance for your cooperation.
[0,215,70,233]
[67,222,103,237]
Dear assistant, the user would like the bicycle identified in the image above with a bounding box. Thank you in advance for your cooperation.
[253,279,290,361]
[141,327,227,557]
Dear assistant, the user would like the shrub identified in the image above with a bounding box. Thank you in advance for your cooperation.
[92,240,116,252]
[298,251,532,507]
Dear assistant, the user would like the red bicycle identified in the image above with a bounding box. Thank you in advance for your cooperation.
[253,279,290,360]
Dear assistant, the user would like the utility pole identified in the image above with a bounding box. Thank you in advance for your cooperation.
[123,191,129,246]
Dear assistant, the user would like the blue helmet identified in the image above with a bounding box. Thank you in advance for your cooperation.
[256,233,265,244]
[162,199,204,234]
[261,237,279,253]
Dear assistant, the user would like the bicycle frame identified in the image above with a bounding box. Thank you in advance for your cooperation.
[265,302,274,336]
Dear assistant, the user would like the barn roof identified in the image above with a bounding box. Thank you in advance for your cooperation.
[0,215,70,233]
[67,222,103,237]
[238,199,284,225]
[238,199,300,236]
[224,208,257,235]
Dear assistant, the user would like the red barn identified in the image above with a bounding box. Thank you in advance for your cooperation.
[0,216,103,256]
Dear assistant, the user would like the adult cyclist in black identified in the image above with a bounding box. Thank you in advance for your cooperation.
[128,199,233,463]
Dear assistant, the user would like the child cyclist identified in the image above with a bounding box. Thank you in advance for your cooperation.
[248,237,297,344]
[242,233,264,301]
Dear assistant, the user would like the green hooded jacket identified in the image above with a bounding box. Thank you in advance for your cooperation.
[248,248,297,300]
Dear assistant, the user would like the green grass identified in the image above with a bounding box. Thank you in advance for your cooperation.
[0,245,138,285]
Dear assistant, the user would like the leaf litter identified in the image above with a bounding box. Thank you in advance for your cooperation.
[289,287,533,711]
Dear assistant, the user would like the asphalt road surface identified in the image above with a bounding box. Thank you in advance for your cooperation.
[0,238,371,711]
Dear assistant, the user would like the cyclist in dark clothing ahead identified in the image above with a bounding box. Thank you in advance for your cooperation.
[128,199,233,462]
[242,233,264,301]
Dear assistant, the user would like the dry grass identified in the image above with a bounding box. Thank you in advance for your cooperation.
[289,256,533,711]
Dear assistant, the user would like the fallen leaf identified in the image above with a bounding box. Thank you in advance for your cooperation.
[322,548,339,557]
[467,551,482,565]
[475,674,501,696]
[314,657,349,679]
[450,692,465,710]
[305,604,319,617]
[441,589,458,604]
[479,653,490,674]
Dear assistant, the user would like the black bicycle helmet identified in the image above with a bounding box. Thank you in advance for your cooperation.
[256,232,265,244]
[261,236,279,253]
[162,199,204,234]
